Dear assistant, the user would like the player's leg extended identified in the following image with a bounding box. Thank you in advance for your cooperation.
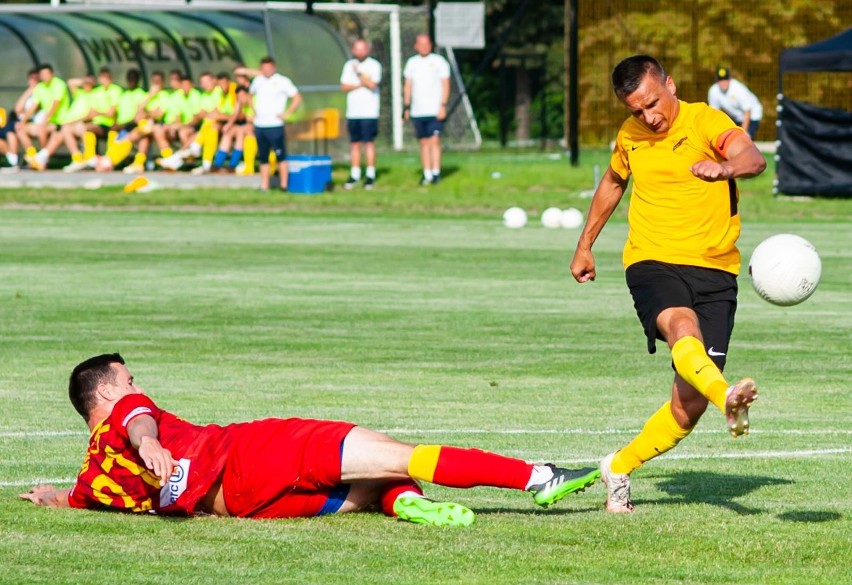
[341,427,598,508]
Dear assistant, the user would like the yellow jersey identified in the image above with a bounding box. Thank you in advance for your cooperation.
[611,100,744,275]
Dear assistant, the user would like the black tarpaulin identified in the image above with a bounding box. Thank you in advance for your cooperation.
[777,99,852,196]
[780,28,852,73]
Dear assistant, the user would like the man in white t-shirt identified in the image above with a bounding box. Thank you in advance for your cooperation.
[340,39,382,190]
[236,57,302,191]
[403,34,450,185]
[707,66,762,139]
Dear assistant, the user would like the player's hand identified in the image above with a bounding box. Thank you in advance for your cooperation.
[437,105,447,121]
[403,109,410,121]
[19,484,62,507]
[137,436,179,486]
[690,160,733,182]
[570,247,596,283]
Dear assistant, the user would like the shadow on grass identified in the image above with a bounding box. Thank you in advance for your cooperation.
[776,510,842,523]
[644,471,793,515]
[470,506,600,516]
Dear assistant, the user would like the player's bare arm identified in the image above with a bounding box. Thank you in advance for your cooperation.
[402,78,412,121]
[438,77,450,121]
[19,484,70,508]
[690,132,766,182]
[128,414,178,486]
[570,166,628,283]
[233,67,261,79]
[278,92,302,121]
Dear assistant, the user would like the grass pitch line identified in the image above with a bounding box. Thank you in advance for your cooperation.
[377,428,852,436]
[3,429,852,440]
[2,448,850,489]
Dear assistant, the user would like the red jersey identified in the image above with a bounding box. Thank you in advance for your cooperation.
[68,393,235,515]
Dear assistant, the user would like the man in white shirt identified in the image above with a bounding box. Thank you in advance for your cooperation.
[340,39,382,190]
[403,34,450,185]
[236,57,302,191]
[707,66,762,139]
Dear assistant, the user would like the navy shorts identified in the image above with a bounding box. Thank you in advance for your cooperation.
[625,260,738,371]
[256,125,287,163]
[412,116,443,140]
[347,118,378,143]
[0,110,17,140]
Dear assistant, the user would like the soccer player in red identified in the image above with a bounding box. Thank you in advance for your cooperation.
[20,354,599,526]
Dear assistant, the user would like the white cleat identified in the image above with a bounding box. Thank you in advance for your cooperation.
[157,154,183,171]
[190,165,209,175]
[725,378,758,438]
[62,160,89,173]
[600,452,634,513]
[122,163,145,175]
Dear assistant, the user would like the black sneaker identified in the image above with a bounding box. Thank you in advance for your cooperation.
[343,177,358,190]
[431,173,441,185]
[363,177,375,190]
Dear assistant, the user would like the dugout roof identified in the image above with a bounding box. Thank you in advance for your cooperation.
[0,6,348,115]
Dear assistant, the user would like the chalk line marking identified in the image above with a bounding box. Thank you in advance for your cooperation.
[2,448,850,488]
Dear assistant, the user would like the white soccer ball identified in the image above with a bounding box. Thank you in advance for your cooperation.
[560,207,584,229]
[502,207,527,229]
[748,234,821,306]
[541,207,563,229]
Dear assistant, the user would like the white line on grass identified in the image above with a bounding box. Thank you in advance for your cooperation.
[2,448,850,488]
[2,428,852,439]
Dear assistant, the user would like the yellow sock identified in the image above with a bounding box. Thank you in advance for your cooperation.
[243,135,257,173]
[132,152,146,167]
[671,336,728,411]
[71,152,84,163]
[107,139,134,167]
[203,128,218,163]
[407,445,442,483]
[611,401,691,474]
[195,122,210,149]
[83,132,97,160]
[26,146,36,158]
[107,131,118,150]
[161,147,173,158]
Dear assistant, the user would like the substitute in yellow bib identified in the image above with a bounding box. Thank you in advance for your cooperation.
[569,55,766,514]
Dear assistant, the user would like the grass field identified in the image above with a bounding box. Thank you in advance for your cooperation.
[0,151,850,584]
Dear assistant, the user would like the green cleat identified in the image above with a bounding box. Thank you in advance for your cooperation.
[393,496,475,527]
[529,464,600,508]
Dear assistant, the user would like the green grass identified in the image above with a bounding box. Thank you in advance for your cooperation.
[0,152,850,584]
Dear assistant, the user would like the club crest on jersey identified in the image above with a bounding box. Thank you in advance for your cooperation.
[160,458,190,507]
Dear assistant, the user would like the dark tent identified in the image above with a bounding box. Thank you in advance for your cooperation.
[776,28,852,197]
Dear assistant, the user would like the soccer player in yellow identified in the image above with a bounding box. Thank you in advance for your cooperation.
[569,55,767,513]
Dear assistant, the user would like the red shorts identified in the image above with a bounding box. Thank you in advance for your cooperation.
[221,418,356,519]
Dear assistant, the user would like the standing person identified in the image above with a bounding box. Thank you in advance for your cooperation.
[235,57,302,192]
[340,39,382,190]
[707,66,763,140]
[20,353,599,526]
[403,34,450,185]
[569,55,767,513]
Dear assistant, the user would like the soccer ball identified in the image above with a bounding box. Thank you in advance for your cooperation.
[541,207,563,229]
[560,208,584,229]
[502,207,527,229]
[748,234,821,306]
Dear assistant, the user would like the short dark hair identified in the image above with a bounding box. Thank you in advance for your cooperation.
[125,68,140,85]
[98,67,112,77]
[216,71,230,81]
[27,68,39,77]
[611,55,667,101]
[38,63,53,73]
[260,56,275,66]
[68,353,125,420]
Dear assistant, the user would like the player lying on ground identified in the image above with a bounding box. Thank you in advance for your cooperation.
[20,354,599,526]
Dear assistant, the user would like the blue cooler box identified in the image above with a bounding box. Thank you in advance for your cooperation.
[287,155,332,194]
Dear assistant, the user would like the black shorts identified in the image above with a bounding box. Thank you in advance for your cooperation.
[625,260,738,370]
[256,125,286,162]
[347,118,378,143]
[412,116,443,140]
